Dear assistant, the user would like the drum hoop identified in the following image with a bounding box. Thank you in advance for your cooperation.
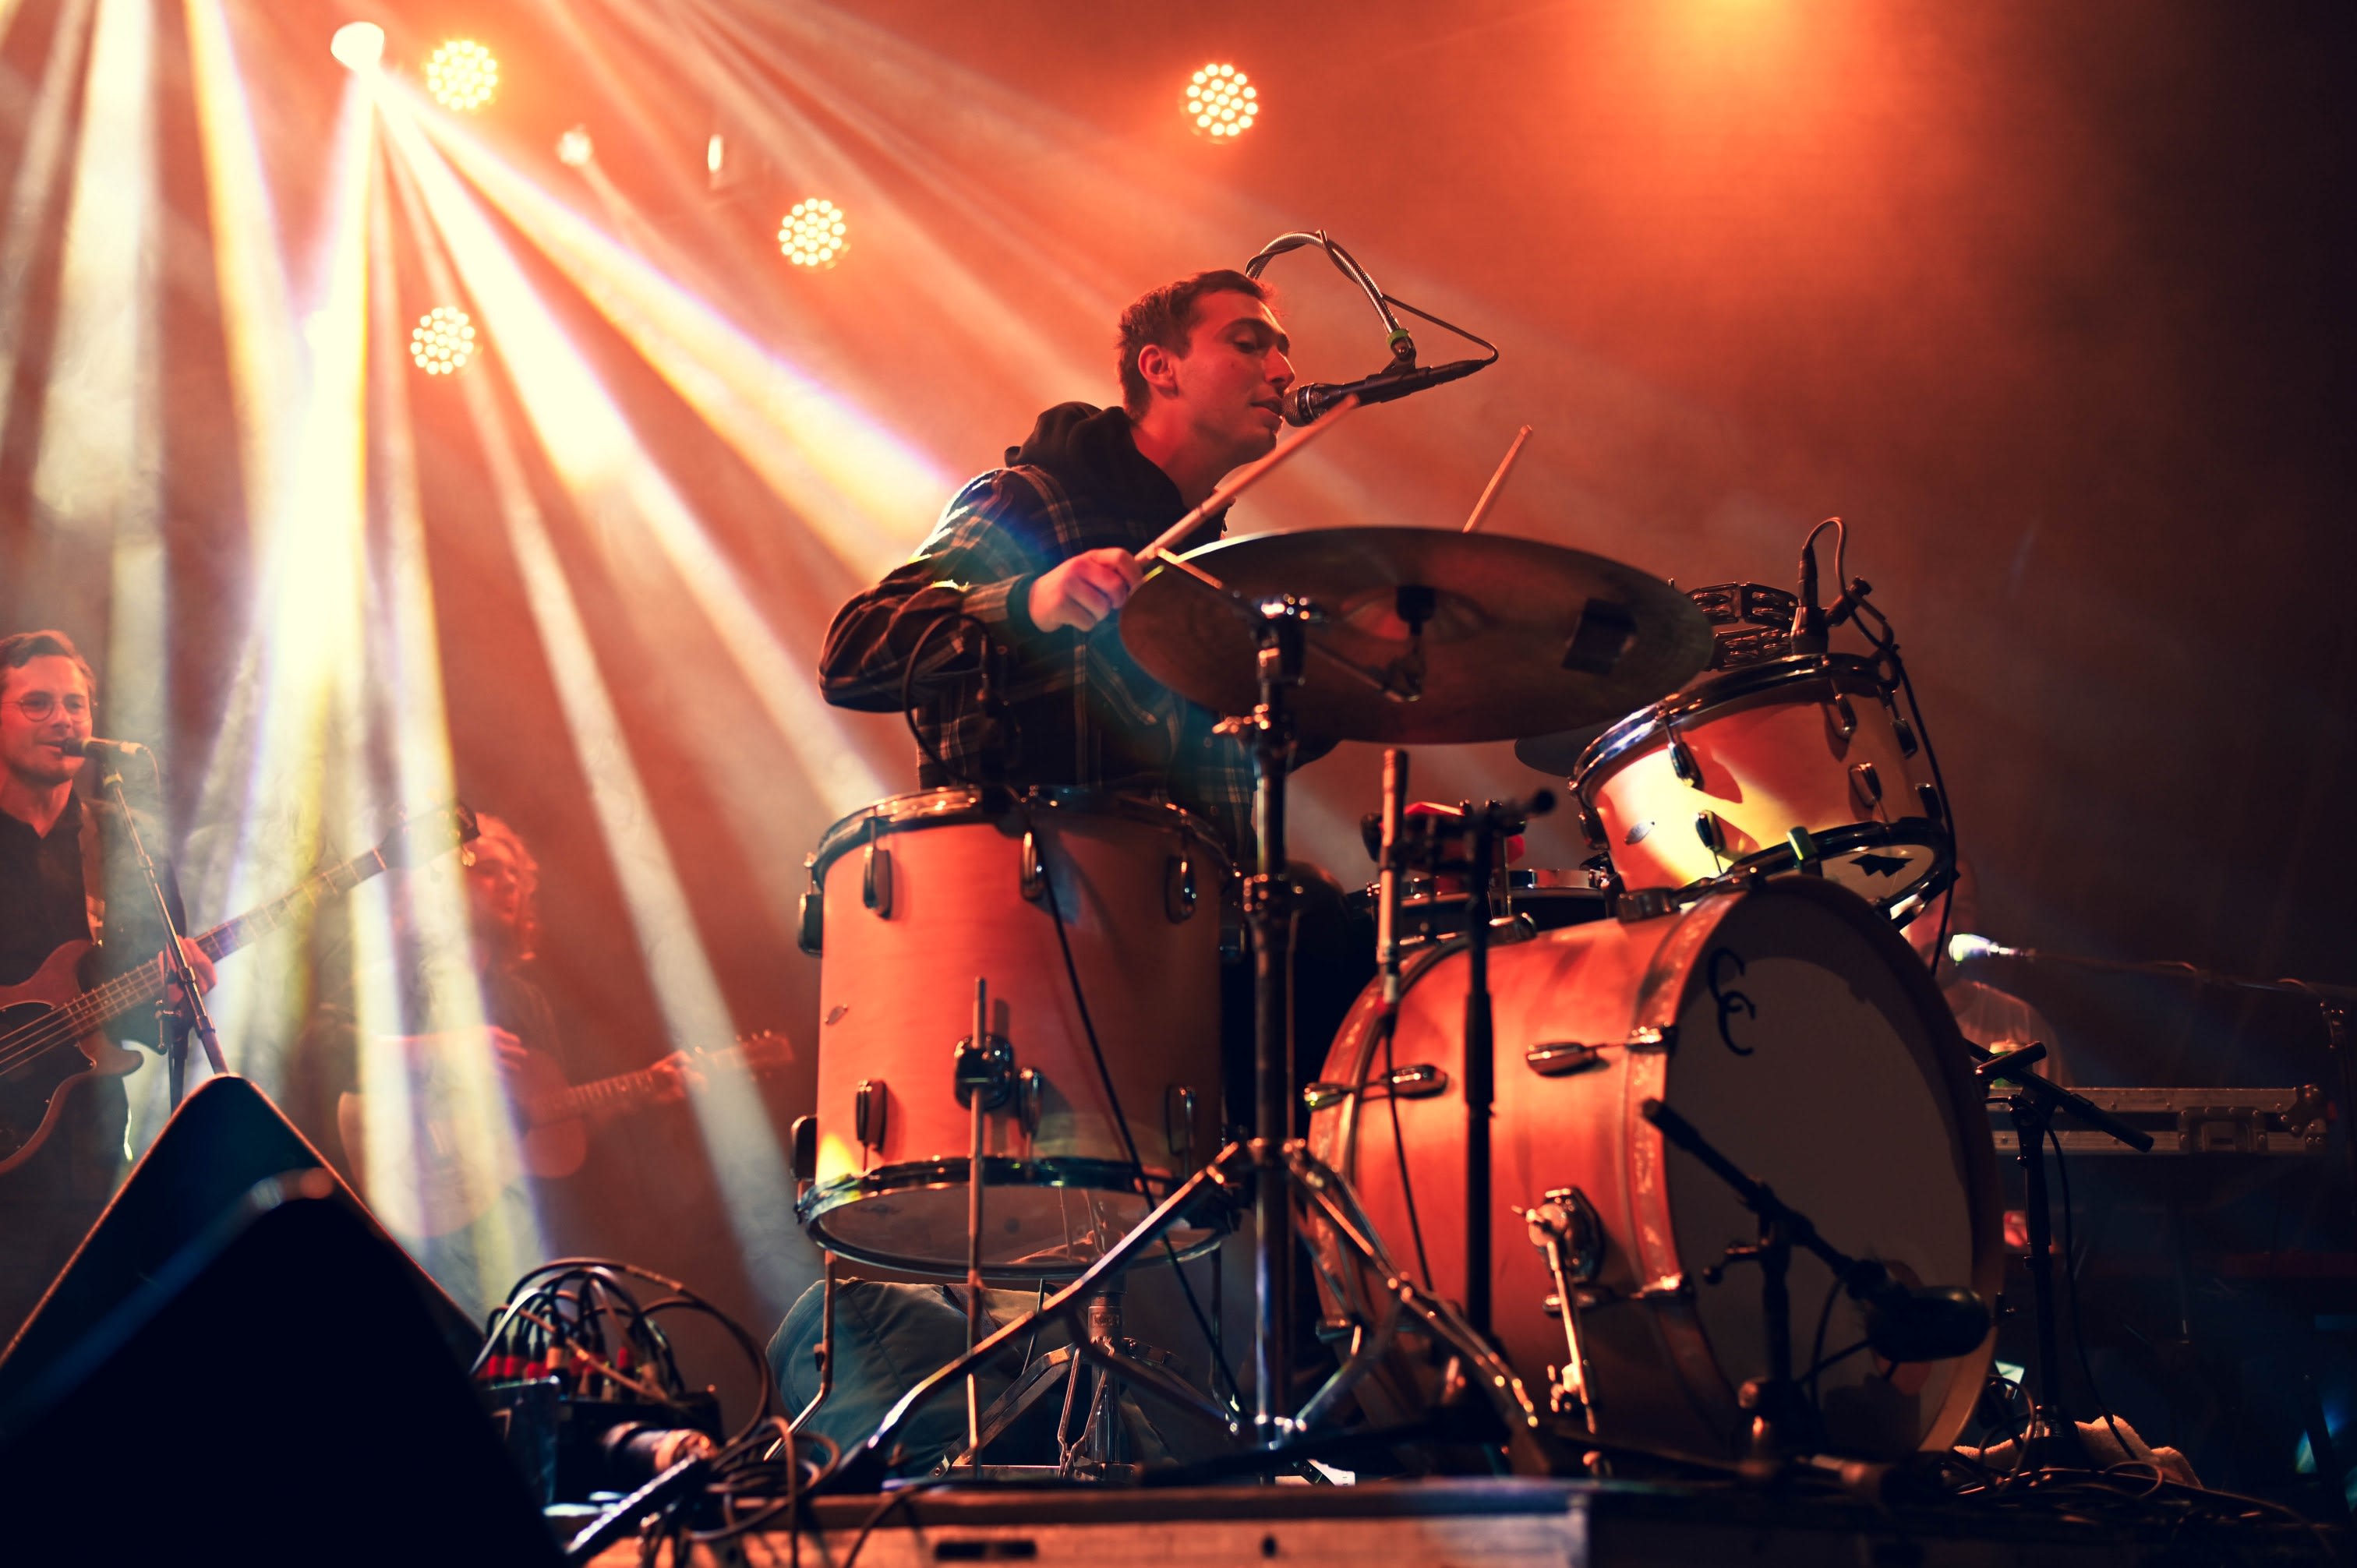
[798,1156,1224,1278]
[1571,652,1891,795]
[808,786,1233,883]
[1626,876,2002,1441]
[1691,820,1956,923]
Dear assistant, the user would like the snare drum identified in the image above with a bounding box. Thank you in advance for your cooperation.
[1345,868,1609,952]
[1573,652,1951,920]
[1307,876,1999,1460]
[798,789,1228,1278]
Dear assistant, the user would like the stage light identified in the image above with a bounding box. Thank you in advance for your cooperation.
[556,126,593,168]
[1186,63,1257,139]
[409,305,476,374]
[329,22,384,72]
[779,198,846,269]
[425,40,498,111]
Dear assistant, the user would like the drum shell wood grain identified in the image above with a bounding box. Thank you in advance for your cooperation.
[807,793,1224,1273]
[1578,656,1935,895]
[1307,877,2000,1460]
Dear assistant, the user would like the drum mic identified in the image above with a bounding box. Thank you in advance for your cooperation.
[1281,358,1491,426]
[1847,1261,1991,1364]
[1789,540,1828,655]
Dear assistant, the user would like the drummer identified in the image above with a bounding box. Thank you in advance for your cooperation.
[819,270,1303,860]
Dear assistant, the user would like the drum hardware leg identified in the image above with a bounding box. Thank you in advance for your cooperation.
[955,976,1018,1460]
[790,1251,839,1433]
[1521,1188,1603,1433]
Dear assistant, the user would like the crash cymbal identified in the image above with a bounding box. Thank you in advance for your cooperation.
[1513,720,1617,779]
[1120,527,1711,745]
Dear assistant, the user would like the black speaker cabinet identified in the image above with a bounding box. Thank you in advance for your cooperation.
[0,1079,557,1562]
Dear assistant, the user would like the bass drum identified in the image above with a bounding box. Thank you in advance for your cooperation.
[1306,877,1999,1461]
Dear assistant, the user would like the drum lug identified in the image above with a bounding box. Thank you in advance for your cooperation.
[1164,1084,1197,1160]
[862,842,894,918]
[790,1114,819,1183]
[954,1033,1017,1111]
[1018,1068,1044,1138]
[1525,1042,1606,1078]
[1694,811,1725,856]
[797,878,825,956]
[1827,694,1858,741]
[1019,829,1046,903]
[1666,732,1702,789]
[1848,762,1883,814]
[1165,850,1198,923]
[1916,782,1945,825]
[1301,1062,1450,1111]
[1891,713,1920,758]
[853,1079,888,1152]
[1612,887,1678,923]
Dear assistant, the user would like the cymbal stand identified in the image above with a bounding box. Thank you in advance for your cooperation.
[94,750,224,1107]
[1977,1044,2152,1470]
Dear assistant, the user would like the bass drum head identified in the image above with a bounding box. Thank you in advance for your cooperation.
[1645,881,1998,1457]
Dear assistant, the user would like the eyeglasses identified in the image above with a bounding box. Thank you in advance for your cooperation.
[8,693,89,722]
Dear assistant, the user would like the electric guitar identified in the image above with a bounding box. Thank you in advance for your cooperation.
[338,1029,797,1239]
[0,804,479,1174]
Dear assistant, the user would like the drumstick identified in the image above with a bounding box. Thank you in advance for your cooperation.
[1133,394,1364,565]
[1461,425,1533,533]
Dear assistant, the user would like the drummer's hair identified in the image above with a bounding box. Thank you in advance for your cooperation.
[1117,269,1271,416]
[0,629,97,705]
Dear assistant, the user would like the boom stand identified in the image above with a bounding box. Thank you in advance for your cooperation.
[95,753,224,1107]
[1980,1045,2152,1470]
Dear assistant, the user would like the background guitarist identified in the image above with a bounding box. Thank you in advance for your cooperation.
[0,629,217,1343]
[282,812,690,1312]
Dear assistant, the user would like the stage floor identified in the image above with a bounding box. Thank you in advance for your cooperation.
[560,1474,2348,1566]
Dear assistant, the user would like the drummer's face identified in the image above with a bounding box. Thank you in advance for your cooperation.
[1173,291,1293,461]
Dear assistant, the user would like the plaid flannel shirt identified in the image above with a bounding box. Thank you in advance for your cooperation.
[819,455,1260,860]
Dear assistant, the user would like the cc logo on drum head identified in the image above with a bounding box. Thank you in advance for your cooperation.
[1705,946,1756,1056]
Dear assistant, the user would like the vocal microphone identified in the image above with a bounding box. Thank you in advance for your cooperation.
[1281,357,1490,426]
[69,736,150,760]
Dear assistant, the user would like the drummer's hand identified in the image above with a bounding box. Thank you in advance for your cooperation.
[1027,549,1143,634]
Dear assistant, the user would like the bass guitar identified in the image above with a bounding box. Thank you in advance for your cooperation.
[0,804,479,1174]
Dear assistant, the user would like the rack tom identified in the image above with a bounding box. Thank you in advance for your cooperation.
[1573,652,1951,921]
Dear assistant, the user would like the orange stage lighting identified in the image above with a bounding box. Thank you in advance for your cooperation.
[1187,63,1257,139]
[779,198,846,269]
[409,305,477,374]
[425,40,498,112]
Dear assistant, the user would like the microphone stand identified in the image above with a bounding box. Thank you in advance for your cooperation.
[1974,1044,2152,1470]
[1638,1097,1993,1469]
[1958,940,2357,1196]
[94,750,224,1107]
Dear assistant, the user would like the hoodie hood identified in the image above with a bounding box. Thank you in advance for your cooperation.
[1005,402,1188,528]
